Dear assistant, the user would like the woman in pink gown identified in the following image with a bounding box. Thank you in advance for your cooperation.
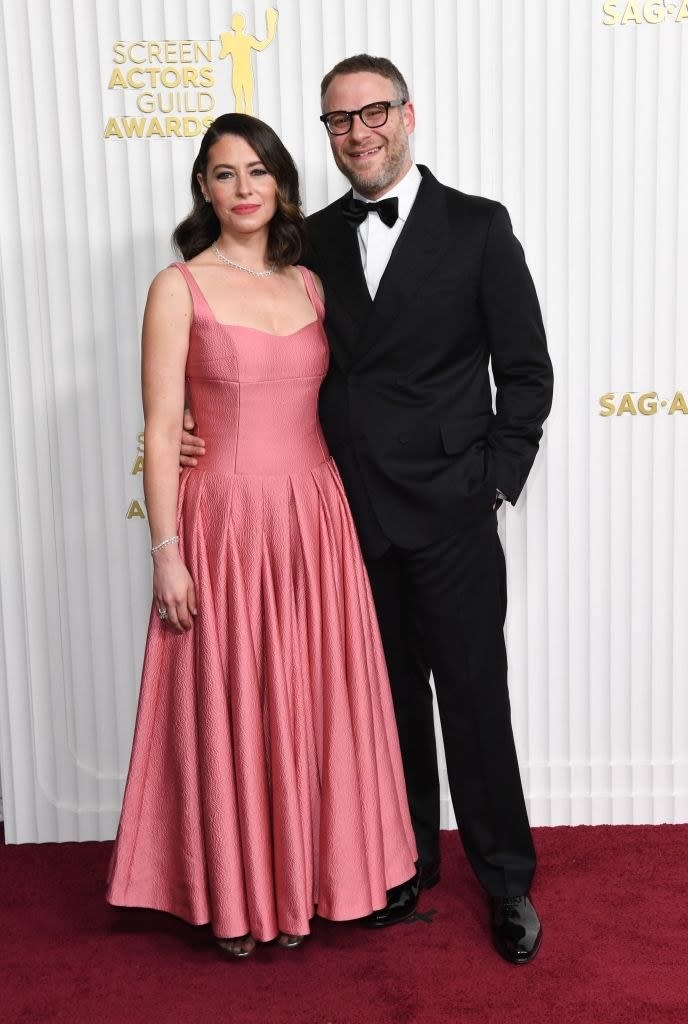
[106,113,416,957]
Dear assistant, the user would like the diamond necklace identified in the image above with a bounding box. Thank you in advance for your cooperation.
[212,244,277,278]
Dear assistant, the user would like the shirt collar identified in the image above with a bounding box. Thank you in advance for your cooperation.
[352,164,422,223]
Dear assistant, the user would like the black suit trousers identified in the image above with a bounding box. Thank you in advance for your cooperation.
[364,513,536,898]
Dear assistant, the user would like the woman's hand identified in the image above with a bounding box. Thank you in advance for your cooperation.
[152,548,197,632]
[180,407,206,468]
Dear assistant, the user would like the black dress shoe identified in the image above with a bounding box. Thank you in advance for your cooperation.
[490,895,542,964]
[418,860,441,890]
[362,871,420,929]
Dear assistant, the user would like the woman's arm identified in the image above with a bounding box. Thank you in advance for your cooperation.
[142,267,196,631]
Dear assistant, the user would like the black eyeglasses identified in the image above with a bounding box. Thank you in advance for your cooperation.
[319,99,407,136]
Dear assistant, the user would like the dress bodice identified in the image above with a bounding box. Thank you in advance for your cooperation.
[175,262,330,476]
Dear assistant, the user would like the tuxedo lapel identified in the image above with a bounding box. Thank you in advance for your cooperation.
[308,195,372,370]
[316,196,371,312]
[353,168,453,363]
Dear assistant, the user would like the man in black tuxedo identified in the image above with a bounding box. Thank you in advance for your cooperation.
[306,55,553,964]
[181,53,552,963]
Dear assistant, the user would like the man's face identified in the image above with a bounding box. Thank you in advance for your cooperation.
[322,71,415,199]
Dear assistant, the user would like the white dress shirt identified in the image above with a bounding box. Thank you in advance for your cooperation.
[353,164,422,299]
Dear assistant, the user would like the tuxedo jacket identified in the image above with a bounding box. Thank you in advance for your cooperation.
[305,165,553,557]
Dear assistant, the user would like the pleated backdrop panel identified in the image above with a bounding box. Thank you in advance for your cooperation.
[0,0,686,841]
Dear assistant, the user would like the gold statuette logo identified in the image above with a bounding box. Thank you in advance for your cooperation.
[219,9,279,114]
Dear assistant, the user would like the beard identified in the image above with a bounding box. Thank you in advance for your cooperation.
[332,127,411,198]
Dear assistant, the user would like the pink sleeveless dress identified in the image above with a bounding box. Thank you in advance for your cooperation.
[107,264,416,941]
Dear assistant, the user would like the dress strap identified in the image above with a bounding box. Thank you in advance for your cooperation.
[170,262,213,318]
[297,265,325,320]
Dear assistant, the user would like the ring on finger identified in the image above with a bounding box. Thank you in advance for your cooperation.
[158,606,168,621]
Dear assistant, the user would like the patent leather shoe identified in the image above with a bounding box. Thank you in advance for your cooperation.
[490,894,542,964]
[362,870,420,928]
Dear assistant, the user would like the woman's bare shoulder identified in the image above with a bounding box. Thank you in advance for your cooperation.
[148,263,184,291]
[145,265,191,317]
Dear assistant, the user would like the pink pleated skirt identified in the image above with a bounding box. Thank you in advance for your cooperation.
[107,459,417,941]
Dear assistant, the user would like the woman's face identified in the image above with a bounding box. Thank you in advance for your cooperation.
[198,133,277,237]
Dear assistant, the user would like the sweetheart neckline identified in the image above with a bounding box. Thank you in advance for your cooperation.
[209,315,320,338]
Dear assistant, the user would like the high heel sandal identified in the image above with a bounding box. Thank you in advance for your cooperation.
[277,933,306,949]
[216,934,256,959]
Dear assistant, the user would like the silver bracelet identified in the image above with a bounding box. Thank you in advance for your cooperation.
[151,535,179,555]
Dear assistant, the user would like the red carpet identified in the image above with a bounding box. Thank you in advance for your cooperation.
[2,825,687,1024]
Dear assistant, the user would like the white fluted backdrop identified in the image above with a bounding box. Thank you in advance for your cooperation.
[0,0,686,842]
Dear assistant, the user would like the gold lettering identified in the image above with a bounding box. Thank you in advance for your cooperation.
[103,117,123,139]
[616,393,637,415]
[643,1,665,23]
[123,117,148,138]
[108,68,128,89]
[127,68,145,89]
[183,116,203,136]
[126,499,146,520]
[159,92,177,114]
[131,455,144,475]
[137,92,156,114]
[137,432,145,453]
[113,41,217,66]
[161,67,182,88]
[200,65,215,88]
[129,42,147,64]
[603,1,620,25]
[136,91,215,114]
[599,393,616,417]
[104,115,215,139]
[637,391,658,415]
[621,0,644,24]
[146,117,165,138]
[668,391,688,415]
[112,67,170,89]
[182,66,200,87]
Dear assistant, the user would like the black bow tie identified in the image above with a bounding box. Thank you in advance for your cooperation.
[341,195,399,229]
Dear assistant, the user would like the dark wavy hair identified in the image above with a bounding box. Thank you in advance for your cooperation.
[172,113,305,265]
